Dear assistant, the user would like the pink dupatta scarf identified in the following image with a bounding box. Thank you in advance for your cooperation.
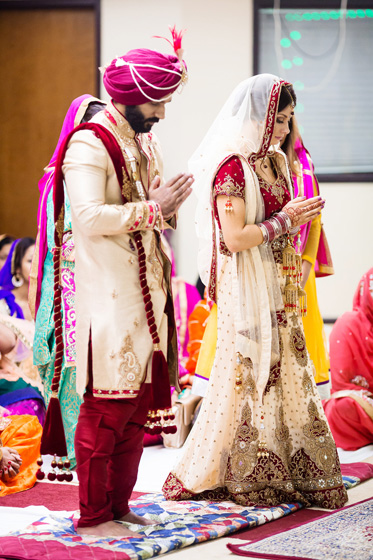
[292,138,333,277]
[29,95,99,318]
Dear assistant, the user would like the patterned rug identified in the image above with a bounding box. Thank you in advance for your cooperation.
[0,475,366,560]
[227,497,373,559]
[229,462,373,541]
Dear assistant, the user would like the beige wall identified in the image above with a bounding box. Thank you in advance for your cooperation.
[101,0,372,320]
[316,182,373,319]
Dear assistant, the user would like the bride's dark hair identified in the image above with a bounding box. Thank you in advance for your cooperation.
[278,84,296,112]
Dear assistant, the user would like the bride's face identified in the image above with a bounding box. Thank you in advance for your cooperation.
[270,104,294,146]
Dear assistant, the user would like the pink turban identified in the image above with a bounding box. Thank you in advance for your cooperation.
[103,48,187,106]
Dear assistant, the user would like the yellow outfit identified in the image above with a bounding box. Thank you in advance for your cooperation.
[301,214,330,386]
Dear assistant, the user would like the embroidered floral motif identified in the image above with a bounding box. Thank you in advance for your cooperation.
[147,234,163,289]
[275,405,293,459]
[302,370,313,396]
[289,447,346,507]
[214,172,245,198]
[264,360,281,395]
[213,157,245,258]
[276,309,288,328]
[121,172,133,202]
[61,231,75,262]
[123,205,138,227]
[228,404,259,481]
[118,335,142,387]
[219,230,232,256]
[289,327,308,367]
[243,368,256,396]
[301,400,338,474]
[257,172,289,207]
[60,265,76,364]
[162,472,194,500]
[271,234,288,265]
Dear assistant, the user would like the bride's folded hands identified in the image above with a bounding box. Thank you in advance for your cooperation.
[283,195,325,227]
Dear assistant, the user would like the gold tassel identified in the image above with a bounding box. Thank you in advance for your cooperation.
[284,275,299,314]
[298,286,307,317]
[296,253,302,277]
[282,236,297,279]
[224,197,233,213]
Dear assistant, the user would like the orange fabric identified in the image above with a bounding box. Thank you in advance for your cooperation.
[0,414,42,496]
[185,297,212,374]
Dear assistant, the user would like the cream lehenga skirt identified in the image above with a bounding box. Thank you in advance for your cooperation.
[163,252,347,510]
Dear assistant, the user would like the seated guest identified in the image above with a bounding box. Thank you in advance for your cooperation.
[0,237,35,320]
[0,235,16,272]
[323,267,373,450]
[0,405,42,496]
[0,322,43,496]
[0,241,46,425]
[0,318,45,426]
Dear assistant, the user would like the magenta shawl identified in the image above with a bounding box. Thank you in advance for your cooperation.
[31,95,97,318]
[292,138,333,277]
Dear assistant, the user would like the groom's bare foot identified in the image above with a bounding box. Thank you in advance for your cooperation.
[77,520,141,538]
[118,510,157,526]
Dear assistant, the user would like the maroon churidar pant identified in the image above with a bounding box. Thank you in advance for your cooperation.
[75,345,151,528]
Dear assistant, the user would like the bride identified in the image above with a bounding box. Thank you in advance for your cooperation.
[163,74,347,509]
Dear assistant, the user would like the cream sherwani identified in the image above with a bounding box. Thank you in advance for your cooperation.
[63,102,179,398]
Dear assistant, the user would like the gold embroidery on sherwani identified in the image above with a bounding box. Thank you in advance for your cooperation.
[137,202,150,230]
[146,139,160,185]
[147,234,163,289]
[121,172,132,202]
[302,400,336,474]
[123,205,138,225]
[118,335,142,387]
[229,404,259,481]
[289,326,308,366]
[302,369,313,396]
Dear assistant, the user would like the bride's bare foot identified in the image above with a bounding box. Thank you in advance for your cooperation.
[77,520,142,538]
[118,510,157,526]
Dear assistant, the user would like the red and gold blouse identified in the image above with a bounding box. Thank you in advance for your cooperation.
[213,155,291,255]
